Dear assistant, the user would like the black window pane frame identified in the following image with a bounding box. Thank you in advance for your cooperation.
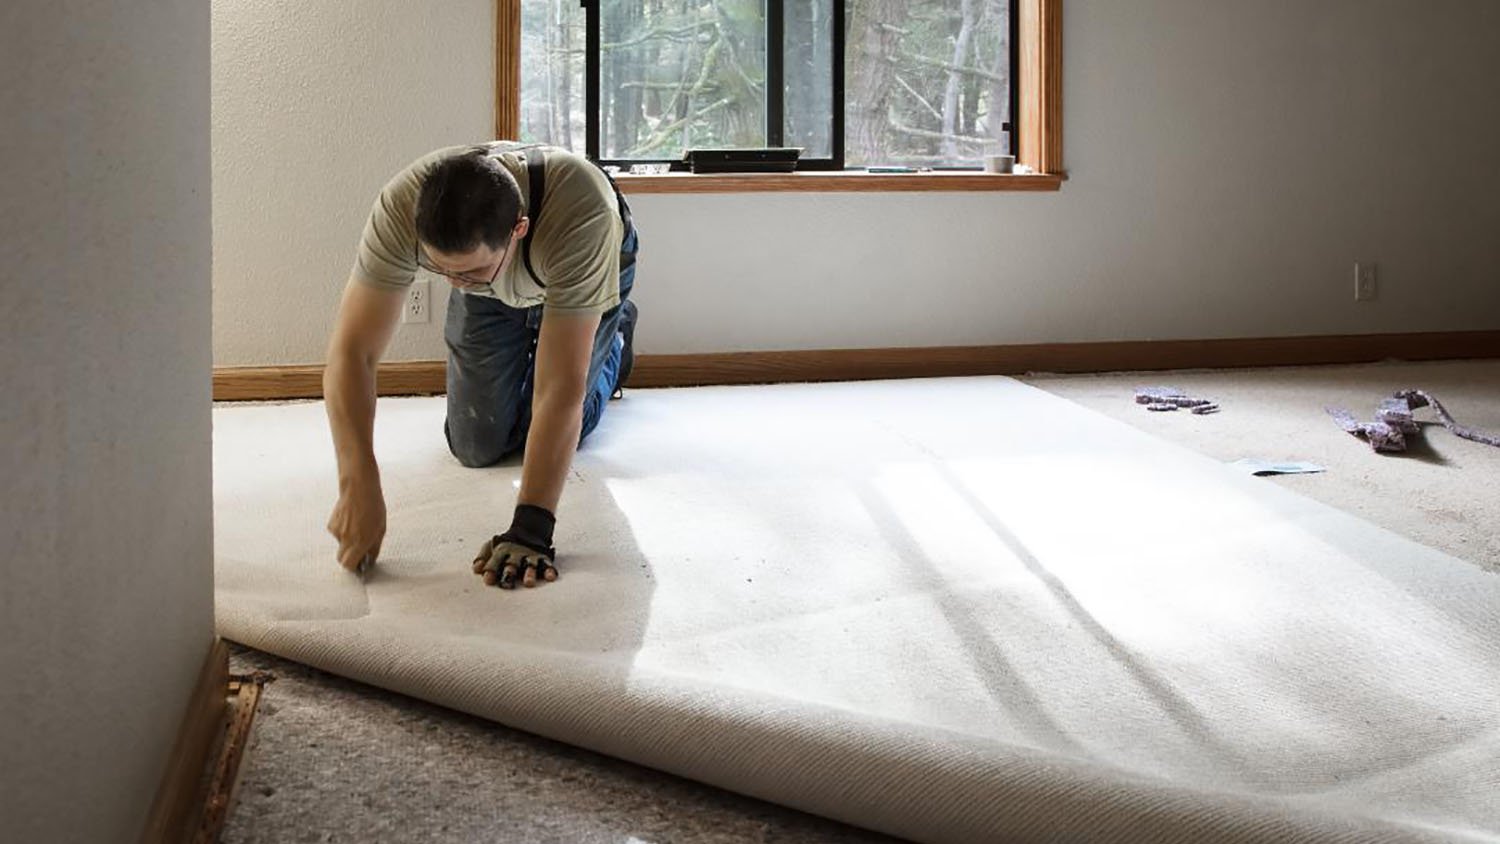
[581,0,1015,172]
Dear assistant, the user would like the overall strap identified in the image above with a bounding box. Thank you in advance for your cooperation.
[521,147,547,288]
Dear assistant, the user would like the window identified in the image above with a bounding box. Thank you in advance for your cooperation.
[843,0,1015,169]
[514,0,1015,171]
[498,0,1062,188]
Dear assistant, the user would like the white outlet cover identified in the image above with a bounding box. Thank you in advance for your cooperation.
[403,279,431,323]
[1354,263,1377,302]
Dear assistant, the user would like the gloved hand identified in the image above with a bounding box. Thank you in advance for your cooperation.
[471,504,558,589]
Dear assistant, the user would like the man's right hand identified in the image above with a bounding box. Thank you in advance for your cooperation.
[323,276,405,574]
[327,479,387,572]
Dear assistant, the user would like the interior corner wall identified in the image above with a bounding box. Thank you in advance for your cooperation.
[0,2,214,842]
[211,0,1500,367]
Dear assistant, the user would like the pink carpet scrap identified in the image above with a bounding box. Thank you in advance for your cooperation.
[1326,389,1500,453]
[1134,386,1220,415]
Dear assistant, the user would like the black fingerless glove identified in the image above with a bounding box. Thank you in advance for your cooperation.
[495,503,556,557]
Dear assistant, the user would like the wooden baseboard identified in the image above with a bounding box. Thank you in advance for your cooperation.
[633,331,1500,387]
[212,360,441,401]
[213,330,1500,401]
[140,638,229,844]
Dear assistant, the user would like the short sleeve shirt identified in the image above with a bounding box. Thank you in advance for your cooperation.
[351,142,624,314]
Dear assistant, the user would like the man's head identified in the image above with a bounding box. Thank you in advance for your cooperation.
[414,146,529,289]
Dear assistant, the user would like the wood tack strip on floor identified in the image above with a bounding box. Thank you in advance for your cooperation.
[193,672,274,844]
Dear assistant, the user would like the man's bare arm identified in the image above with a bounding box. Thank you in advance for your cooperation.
[518,309,602,514]
[323,276,405,570]
[471,308,600,590]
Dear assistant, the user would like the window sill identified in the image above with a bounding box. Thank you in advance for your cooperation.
[612,171,1066,194]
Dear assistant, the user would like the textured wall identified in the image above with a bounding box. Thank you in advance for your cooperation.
[212,0,494,365]
[0,1,214,842]
[212,0,1500,365]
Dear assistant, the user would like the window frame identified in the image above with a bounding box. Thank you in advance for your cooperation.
[496,0,1063,192]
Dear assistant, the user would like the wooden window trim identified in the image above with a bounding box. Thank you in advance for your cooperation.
[609,171,1063,193]
[495,0,521,140]
[494,0,1062,194]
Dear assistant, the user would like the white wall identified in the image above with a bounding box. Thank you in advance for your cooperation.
[0,1,214,842]
[212,0,494,365]
[212,0,1500,366]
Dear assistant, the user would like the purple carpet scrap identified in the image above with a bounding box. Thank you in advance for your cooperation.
[1326,389,1500,453]
[1135,386,1220,415]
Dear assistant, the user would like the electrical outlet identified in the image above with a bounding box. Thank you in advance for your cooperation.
[1354,262,1377,302]
[403,278,430,323]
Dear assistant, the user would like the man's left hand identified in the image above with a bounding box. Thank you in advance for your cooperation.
[471,534,558,589]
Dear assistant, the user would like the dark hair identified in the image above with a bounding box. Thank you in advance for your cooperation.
[414,147,523,253]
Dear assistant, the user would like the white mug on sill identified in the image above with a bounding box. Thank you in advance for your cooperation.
[983,154,1016,174]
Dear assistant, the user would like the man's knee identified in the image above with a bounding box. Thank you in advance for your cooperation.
[444,416,518,468]
[449,441,504,469]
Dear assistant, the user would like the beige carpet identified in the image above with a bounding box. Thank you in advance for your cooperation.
[214,377,1500,844]
[1025,360,1500,572]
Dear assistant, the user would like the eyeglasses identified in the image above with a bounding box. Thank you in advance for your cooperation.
[414,241,508,290]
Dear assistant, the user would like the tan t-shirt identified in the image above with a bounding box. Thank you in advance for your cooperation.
[352,142,623,314]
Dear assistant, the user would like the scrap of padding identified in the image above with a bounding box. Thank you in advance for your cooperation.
[213,377,1500,844]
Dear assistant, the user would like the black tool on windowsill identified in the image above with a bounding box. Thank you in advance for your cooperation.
[683,147,802,174]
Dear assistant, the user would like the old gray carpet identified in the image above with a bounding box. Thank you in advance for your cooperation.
[213,377,1500,844]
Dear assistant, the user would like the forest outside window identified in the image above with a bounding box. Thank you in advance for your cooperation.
[515,0,1016,171]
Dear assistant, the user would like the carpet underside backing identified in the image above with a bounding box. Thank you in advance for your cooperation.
[214,377,1500,843]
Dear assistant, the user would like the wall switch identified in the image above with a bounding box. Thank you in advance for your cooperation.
[403,278,430,323]
[1354,262,1377,302]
